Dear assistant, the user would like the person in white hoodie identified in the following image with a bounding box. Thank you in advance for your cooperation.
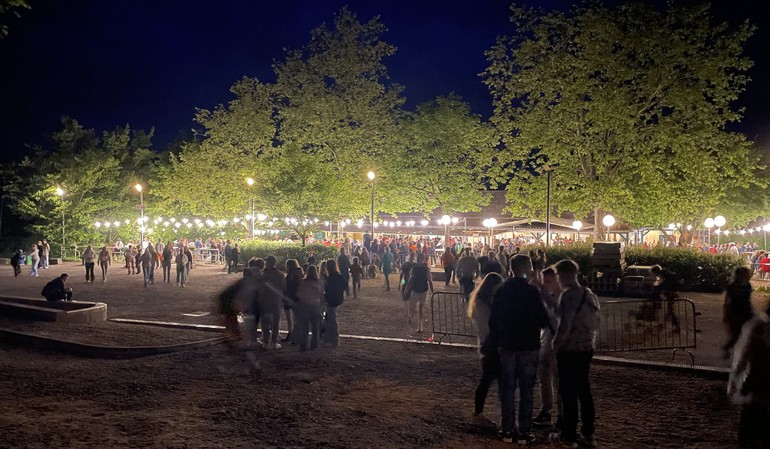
[553,259,600,449]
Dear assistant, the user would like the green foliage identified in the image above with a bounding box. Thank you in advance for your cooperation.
[526,244,745,292]
[484,2,766,233]
[237,241,339,269]
[0,0,29,37]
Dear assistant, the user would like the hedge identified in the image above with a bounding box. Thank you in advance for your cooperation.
[237,241,340,270]
[521,244,746,292]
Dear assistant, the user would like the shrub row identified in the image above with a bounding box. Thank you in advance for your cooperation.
[523,244,746,292]
[237,241,340,270]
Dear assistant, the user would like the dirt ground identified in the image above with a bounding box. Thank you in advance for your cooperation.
[0,261,758,448]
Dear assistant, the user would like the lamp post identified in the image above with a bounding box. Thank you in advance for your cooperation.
[714,215,726,247]
[572,220,582,242]
[439,215,451,249]
[56,187,65,258]
[135,184,144,246]
[246,177,255,239]
[763,224,770,249]
[704,218,714,247]
[543,164,553,246]
[368,171,375,241]
[602,214,615,241]
[483,218,497,246]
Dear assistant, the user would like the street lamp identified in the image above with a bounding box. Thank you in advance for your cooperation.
[602,214,615,241]
[483,218,497,246]
[714,215,726,246]
[368,171,376,241]
[246,177,255,239]
[543,164,553,246]
[135,184,144,245]
[763,224,770,249]
[439,214,452,249]
[572,220,582,242]
[704,217,715,246]
[56,187,65,258]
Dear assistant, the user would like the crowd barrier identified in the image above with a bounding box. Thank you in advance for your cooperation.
[430,291,476,343]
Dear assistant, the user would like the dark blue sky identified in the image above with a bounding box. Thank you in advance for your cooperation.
[0,0,768,160]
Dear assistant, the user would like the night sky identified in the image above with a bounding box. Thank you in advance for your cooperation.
[0,0,768,162]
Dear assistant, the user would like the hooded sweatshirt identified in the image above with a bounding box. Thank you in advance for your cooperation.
[553,285,601,352]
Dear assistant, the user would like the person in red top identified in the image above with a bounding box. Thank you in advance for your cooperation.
[441,249,457,287]
[759,254,770,280]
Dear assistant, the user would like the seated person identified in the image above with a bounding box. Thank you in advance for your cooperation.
[41,273,73,302]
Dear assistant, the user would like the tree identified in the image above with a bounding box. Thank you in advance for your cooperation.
[483,2,765,239]
[0,0,29,38]
[379,95,496,215]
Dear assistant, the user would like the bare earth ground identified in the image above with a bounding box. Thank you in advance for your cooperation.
[0,261,763,448]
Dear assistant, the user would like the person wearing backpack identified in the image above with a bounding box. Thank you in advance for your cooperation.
[553,259,601,449]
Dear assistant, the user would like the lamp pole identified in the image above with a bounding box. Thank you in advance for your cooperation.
[543,164,552,246]
[714,215,726,248]
[368,171,375,241]
[56,187,65,258]
[135,184,144,246]
[247,178,255,239]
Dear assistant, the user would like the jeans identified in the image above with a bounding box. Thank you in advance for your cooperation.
[557,351,595,441]
[499,348,539,435]
[295,303,322,350]
[444,266,455,286]
[162,263,171,283]
[475,350,500,415]
[100,260,109,281]
[176,266,186,285]
[383,271,391,290]
[324,306,339,346]
[85,262,95,282]
[260,302,282,346]
[538,346,561,416]
[42,255,49,268]
[30,258,39,276]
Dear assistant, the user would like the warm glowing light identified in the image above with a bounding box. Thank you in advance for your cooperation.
[55,187,64,197]
[451,217,460,224]
[134,184,142,192]
[714,215,726,227]
[602,215,616,227]
[704,218,715,228]
[572,220,582,230]
[367,171,375,181]
[95,221,101,228]
[421,220,429,226]
[246,177,254,186]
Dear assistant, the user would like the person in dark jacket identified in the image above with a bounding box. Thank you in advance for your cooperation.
[486,254,550,444]
[337,248,351,296]
[324,259,348,347]
[42,273,73,301]
[11,249,23,276]
[723,267,754,359]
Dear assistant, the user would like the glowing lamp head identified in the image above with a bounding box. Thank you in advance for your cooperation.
[367,171,375,181]
[246,177,254,186]
[440,215,451,225]
[134,184,142,192]
[704,218,715,228]
[602,215,616,228]
[572,220,583,230]
[764,224,770,232]
[714,215,726,227]
[55,187,64,197]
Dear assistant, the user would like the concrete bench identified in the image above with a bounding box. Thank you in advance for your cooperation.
[0,296,107,323]
[49,258,63,265]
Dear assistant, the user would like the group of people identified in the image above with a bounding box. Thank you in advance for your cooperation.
[10,240,51,277]
[467,255,600,447]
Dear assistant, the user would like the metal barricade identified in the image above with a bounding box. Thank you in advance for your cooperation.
[596,298,700,364]
[430,291,477,343]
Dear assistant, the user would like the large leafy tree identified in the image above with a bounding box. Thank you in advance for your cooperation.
[379,95,496,215]
[484,2,766,239]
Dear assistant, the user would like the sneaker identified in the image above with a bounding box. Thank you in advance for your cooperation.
[532,410,552,427]
[581,435,597,448]
[501,430,515,444]
[517,432,536,445]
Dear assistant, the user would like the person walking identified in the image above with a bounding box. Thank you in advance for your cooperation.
[295,265,325,351]
[283,259,303,344]
[456,248,480,299]
[486,254,550,444]
[140,247,153,287]
[41,239,51,269]
[337,247,351,296]
[258,255,286,349]
[467,272,504,427]
[360,246,371,279]
[29,243,40,277]
[82,245,96,283]
[404,254,433,333]
[532,267,564,430]
[350,257,363,299]
[175,249,188,287]
[98,245,111,282]
[323,259,348,346]
[381,246,395,291]
[125,245,137,275]
[553,259,601,448]
[161,243,173,283]
[441,248,457,287]
[723,267,754,359]
[11,249,23,277]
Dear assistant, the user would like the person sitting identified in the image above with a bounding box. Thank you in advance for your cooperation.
[41,273,73,302]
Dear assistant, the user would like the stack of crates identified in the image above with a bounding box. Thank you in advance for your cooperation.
[588,242,626,294]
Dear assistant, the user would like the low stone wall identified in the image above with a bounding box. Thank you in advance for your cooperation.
[0,296,107,323]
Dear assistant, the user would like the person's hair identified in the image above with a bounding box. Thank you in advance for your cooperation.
[293,266,305,279]
[306,265,319,280]
[60,273,69,279]
[248,258,258,268]
[254,258,265,269]
[327,259,339,274]
[554,259,580,275]
[339,247,346,256]
[286,259,298,272]
[467,272,504,319]
[734,266,752,283]
[510,254,532,272]
[542,266,556,277]
[352,257,359,265]
[384,246,390,252]
[266,255,277,268]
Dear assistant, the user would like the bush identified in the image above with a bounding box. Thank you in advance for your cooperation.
[522,244,746,292]
[238,241,340,269]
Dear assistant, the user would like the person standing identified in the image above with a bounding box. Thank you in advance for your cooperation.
[360,246,371,279]
[82,245,96,283]
[323,259,348,346]
[161,243,173,283]
[441,247,457,287]
[98,245,111,282]
[553,259,601,448]
[175,249,188,287]
[723,267,754,359]
[11,249,23,276]
[486,254,550,444]
[456,248,480,299]
[140,247,153,287]
[125,245,136,275]
[337,247,351,295]
[41,239,51,269]
[283,259,303,344]
[381,246,395,291]
[350,257,363,299]
[404,255,433,333]
[224,240,233,273]
[467,272,504,427]
[258,255,286,349]
[532,267,564,429]
[29,243,40,277]
[295,265,325,351]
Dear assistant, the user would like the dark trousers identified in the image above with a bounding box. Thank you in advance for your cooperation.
[100,261,108,280]
[228,257,237,273]
[460,276,475,299]
[557,351,595,441]
[85,262,95,282]
[474,350,500,414]
[13,265,21,276]
[444,265,455,286]
[740,400,770,448]
[162,263,171,283]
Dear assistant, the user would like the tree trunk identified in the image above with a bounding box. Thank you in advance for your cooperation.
[593,207,601,241]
